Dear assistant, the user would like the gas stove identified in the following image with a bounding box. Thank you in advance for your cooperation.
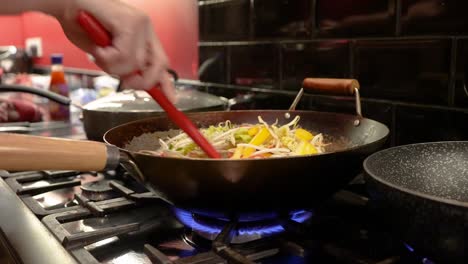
[0,166,434,264]
[0,103,432,264]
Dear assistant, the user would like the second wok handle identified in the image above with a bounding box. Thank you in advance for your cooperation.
[0,133,120,171]
[302,78,359,96]
[302,78,362,118]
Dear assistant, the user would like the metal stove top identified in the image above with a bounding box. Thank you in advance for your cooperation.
[0,111,432,264]
[0,168,434,264]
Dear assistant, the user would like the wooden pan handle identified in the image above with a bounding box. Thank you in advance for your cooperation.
[0,133,116,171]
[302,78,360,96]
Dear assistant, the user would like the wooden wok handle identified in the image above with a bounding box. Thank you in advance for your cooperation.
[302,78,360,96]
[0,133,119,171]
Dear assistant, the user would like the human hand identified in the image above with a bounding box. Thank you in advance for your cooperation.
[50,0,176,101]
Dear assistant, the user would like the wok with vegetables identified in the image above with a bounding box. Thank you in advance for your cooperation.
[0,79,389,213]
[106,108,389,212]
[135,116,327,159]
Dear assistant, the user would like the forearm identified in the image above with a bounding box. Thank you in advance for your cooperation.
[0,0,68,17]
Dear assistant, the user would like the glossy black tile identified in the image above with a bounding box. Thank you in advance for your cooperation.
[253,0,313,39]
[355,39,451,105]
[454,39,468,107]
[199,46,227,83]
[305,95,354,113]
[316,0,396,37]
[199,0,250,41]
[253,94,298,110]
[401,0,468,35]
[281,41,350,90]
[197,85,295,110]
[229,44,279,88]
[200,86,259,110]
[395,105,468,145]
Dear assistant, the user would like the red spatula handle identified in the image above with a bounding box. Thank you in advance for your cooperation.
[145,88,221,158]
[76,11,221,158]
[76,11,112,46]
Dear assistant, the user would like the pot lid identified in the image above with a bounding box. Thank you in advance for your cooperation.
[84,89,227,112]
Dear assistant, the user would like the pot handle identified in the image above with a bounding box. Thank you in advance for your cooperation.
[226,93,255,110]
[0,85,72,106]
[302,78,362,118]
[302,78,359,96]
[0,133,120,171]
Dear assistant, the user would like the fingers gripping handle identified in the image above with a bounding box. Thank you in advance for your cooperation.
[76,11,221,158]
[77,11,179,81]
[77,11,112,46]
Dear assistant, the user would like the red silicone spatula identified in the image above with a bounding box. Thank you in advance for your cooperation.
[77,11,221,158]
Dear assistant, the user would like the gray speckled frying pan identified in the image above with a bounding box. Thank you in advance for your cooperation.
[364,141,468,263]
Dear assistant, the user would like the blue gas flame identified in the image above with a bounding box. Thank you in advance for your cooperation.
[173,208,313,237]
[403,242,415,252]
[290,210,313,223]
[174,208,223,234]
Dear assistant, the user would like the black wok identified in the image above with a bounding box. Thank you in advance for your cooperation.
[0,78,389,213]
[0,110,388,212]
[364,141,468,263]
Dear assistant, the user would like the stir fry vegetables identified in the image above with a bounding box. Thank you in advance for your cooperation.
[139,116,328,159]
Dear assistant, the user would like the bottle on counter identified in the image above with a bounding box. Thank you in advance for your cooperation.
[48,54,70,121]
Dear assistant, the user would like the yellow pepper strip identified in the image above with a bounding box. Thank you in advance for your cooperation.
[295,140,318,155]
[295,128,314,141]
[231,146,243,159]
[304,142,318,155]
[247,126,259,136]
[242,127,270,158]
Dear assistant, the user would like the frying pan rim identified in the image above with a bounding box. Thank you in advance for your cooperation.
[104,109,390,162]
[363,141,468,209]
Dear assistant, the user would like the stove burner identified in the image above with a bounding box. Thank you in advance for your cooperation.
[403,243,435,264]
[174,208,313,244]
[80,180,122,201]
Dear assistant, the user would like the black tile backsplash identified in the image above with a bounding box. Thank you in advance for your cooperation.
[198,0,468,145]
[454,39,468,107]
[355,39,451,104]
[281,40,350,90]
[199,0,251,41]
[401,0,468,35]
[199,46,227,83]
[316,0,396,37]
[253,0,313,39]
[395,106,468,145]
[229,44,278,88]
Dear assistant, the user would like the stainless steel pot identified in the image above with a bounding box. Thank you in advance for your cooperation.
[0,84,245,140]
[82,88,234,140]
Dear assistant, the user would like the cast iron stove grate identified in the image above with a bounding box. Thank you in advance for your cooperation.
[1,170,435,263]
[0,168,142,218]
[42,186,433,263]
